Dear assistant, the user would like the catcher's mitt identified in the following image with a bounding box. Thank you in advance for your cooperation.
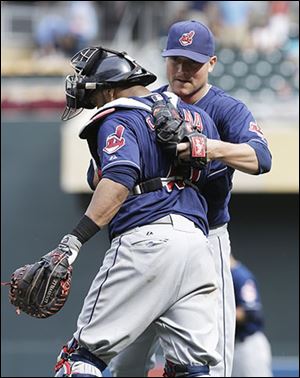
[3,248,72,318]
[152,98,207,170]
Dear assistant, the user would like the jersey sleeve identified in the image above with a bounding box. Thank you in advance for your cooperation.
[221,102,272,173]
[98,117,140,172]
[97,115,141,189]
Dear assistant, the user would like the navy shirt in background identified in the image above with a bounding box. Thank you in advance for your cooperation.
[231,262,265,341]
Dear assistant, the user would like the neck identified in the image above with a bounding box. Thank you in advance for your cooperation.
[115,85,151,99]
[169,83,211,105]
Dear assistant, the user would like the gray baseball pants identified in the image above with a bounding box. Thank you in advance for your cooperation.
[73,215,221,376]
[109,223,235,377]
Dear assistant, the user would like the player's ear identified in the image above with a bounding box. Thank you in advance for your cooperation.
[108,88,117,101]
[208,56,217,73]
[103,88,115,102]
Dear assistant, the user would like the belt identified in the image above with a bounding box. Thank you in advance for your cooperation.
[131,177,183,195]
[151,214,198,230]
[112,215,199,240]
[130,176,200,195]
[150,215,173,225]
[111,215,174,239]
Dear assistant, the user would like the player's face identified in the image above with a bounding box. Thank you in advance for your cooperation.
[166,56,216,104]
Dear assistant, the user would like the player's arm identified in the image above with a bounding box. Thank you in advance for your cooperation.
[207,139,258,174]
[178,103,272,175]
[3,171,130,319]
[48,177,129,266]
[215,102,272,174]
[85,177,129,227]
[178,138,266,174]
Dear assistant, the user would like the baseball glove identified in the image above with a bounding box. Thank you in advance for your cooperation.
[4,247,73,319]
[152,98,207,170]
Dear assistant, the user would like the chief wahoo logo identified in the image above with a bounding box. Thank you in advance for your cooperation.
[103,125,125,154]
[179,31,195,46]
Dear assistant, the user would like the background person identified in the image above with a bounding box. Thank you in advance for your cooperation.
[231,254,273,377]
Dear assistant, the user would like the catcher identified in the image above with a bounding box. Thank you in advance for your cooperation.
[2,46,227,378]
[1,98,211,321]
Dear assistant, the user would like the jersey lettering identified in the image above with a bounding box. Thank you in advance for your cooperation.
[145,115,155,130]
[183,109,204,132]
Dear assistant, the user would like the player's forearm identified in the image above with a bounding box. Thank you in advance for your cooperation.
[85,178,129,227]
[207,139,259,174]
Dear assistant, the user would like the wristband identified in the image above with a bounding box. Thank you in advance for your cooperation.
[71,215,101,244]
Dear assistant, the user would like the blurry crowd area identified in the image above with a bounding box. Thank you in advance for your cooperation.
[1,1,299,108]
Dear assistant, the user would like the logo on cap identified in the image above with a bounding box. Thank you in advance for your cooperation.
[179,31,195,46]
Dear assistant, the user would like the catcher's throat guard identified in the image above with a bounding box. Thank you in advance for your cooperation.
[62,46,157,121]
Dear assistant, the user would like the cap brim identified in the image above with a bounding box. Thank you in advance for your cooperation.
[162,49,210,63]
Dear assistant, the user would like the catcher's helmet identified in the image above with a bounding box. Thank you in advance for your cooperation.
[62,46,157,120]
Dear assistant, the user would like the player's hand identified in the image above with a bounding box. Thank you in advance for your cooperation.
[177,139,215,164]
[177,142,190,161]
[55,234,82,265]
[177,133,209,170]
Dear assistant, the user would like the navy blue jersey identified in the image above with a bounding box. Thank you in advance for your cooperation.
[231,262,264,341]
[81,93,224,239]
[156,85,272,227]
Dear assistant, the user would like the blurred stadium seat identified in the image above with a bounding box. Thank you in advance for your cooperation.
[2,6,298,104]
[1,1,298,194]
[209,46,298,101]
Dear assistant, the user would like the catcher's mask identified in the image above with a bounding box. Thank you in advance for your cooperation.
[62,46,157,120]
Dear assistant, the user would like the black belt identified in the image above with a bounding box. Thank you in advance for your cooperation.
[130,176,199,195]
[131,177,182,195]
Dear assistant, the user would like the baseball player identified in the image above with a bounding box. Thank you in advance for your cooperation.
[109,20,272,377]
[51,46,230,377]
[231,255,273,377]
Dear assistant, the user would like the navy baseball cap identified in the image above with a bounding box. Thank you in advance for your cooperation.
[162,20,215,63]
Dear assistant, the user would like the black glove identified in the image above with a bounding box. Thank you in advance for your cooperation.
[4,235,81,318]
[152,98,207,169]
